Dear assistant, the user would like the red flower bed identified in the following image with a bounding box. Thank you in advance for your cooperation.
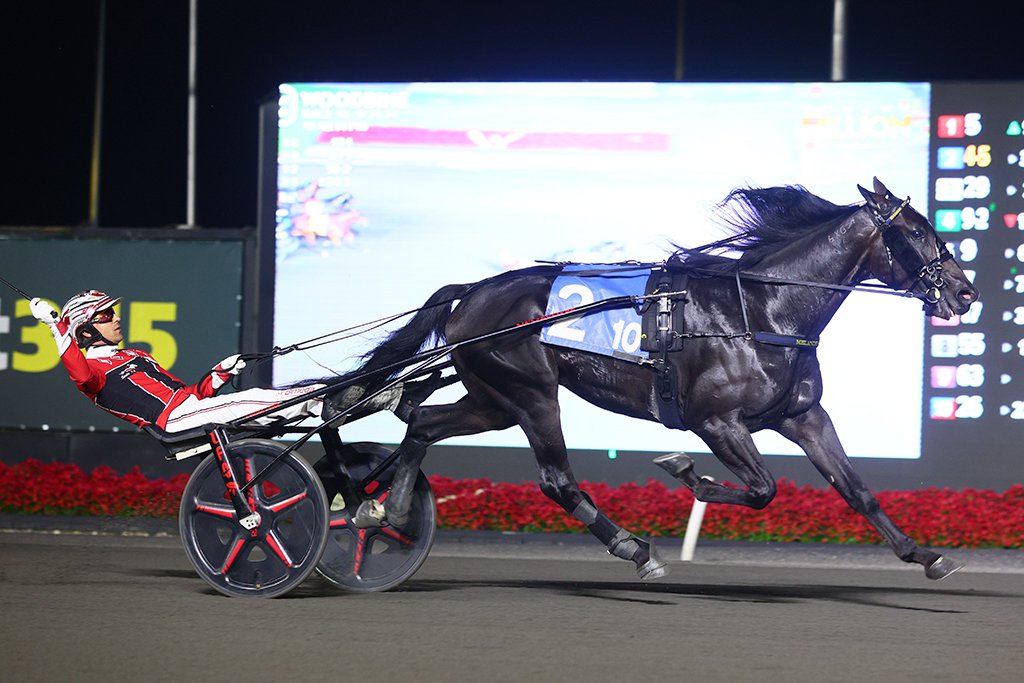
[0,459,188,518]
[1,459,1021,549]
[428,476,1024,549]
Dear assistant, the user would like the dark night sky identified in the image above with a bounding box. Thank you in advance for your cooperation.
[3,0,1022,229]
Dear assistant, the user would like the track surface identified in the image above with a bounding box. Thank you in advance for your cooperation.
[2,530,1022,682]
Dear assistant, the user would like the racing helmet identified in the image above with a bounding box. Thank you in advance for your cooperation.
[61,290,122,347]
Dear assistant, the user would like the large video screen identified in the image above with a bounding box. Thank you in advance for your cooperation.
[270,81,1016,460]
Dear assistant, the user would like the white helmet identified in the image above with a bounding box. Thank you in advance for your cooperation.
[61,290,122,347]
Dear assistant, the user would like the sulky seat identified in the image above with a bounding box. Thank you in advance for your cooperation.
[142,423,222,461]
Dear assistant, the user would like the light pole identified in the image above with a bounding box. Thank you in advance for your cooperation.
[88,0,106,226]
[186,0,198,228]
[831,0,848,81]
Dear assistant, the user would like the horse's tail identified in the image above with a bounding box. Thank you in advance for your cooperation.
[356,282,470,385]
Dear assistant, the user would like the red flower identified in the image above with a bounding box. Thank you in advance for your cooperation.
[1,460,1021,549]
[0,459,186,518]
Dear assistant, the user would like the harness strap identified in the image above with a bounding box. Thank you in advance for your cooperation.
[753,332,819,348]
[535,260,659,278]
[735,268,752,339]
[654,360,686,430]
[688,267,913,298]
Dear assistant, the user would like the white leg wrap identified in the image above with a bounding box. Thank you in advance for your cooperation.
[365,386,402,412]
[335,384,401,413]
[571,498,599,526]
[607,528,639,560]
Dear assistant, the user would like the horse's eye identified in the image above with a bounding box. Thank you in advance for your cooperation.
[910,228,925,240]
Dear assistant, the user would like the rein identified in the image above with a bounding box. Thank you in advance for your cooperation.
[253,256,919,370]
[692,266,914,297]
[256,198,942,370]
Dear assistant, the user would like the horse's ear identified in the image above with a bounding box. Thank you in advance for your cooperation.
[859,182,890,215]
[858,183,878,206]
[872,177,893,199]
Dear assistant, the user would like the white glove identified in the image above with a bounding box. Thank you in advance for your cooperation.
[214,354,246,375]
[210,354,246,390]
[30,297,72,355]
[30,298,60,326]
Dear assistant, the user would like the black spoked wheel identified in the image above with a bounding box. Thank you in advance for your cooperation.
[178,439,329,598]
[314,442,436,593]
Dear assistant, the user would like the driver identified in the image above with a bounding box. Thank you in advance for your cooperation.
[30,290,435,433]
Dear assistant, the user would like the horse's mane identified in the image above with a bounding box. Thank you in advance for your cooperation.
[674,185,861,270]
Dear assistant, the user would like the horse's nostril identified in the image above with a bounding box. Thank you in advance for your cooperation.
[958,289,976,301]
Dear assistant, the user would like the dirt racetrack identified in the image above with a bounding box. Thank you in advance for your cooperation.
[1,529,1022,682]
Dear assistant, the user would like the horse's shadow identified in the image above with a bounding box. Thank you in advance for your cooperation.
[136,568,1023,611]
[389,577,1022,613]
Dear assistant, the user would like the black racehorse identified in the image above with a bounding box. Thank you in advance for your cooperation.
[336,178,978,581]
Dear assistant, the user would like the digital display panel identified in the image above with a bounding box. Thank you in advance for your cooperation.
[271,81,1018,460]
[923,83,1024,461]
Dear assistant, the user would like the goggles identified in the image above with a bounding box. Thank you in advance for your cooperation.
[91,308,117,324]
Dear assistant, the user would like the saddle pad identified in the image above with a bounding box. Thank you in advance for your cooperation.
[539,265,651,362]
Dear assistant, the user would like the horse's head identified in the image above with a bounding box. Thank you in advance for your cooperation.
[857,177,979,319]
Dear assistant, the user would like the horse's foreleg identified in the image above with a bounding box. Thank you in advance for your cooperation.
[666,417,778,508]
[777,405,961,580]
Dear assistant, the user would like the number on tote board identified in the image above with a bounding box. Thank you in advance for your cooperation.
[6,300,179,372]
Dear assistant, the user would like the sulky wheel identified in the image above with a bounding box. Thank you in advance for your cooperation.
[178,439,329,598]
[314,442,436,592]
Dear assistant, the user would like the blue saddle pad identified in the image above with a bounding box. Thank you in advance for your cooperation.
[539,265,650,362]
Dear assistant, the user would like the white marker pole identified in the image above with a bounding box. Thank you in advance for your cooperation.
[680,478,713,562]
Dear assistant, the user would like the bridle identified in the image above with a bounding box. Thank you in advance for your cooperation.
[869,195,953,305]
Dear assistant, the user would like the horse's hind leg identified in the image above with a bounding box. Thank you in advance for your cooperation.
[383,390,667,580]
[380,395,517,528]
[778,405,960,580]
[511,397,667,580]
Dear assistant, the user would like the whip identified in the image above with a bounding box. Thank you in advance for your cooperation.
[0,275,58,322]
[0,275,33,300]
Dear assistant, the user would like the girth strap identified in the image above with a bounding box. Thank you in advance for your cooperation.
[654,360,686,430]
[640,268,690,430]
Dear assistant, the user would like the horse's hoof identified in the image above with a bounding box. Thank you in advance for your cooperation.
[925,555,963,580]
[639,562,669,581]
[653,451,694,480]
[637,541,669,581]
[353,499,386,528]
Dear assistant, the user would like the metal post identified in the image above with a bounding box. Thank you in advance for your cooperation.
[831,0,847,82]
[186,0,198,227]
[674,0,686,81]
